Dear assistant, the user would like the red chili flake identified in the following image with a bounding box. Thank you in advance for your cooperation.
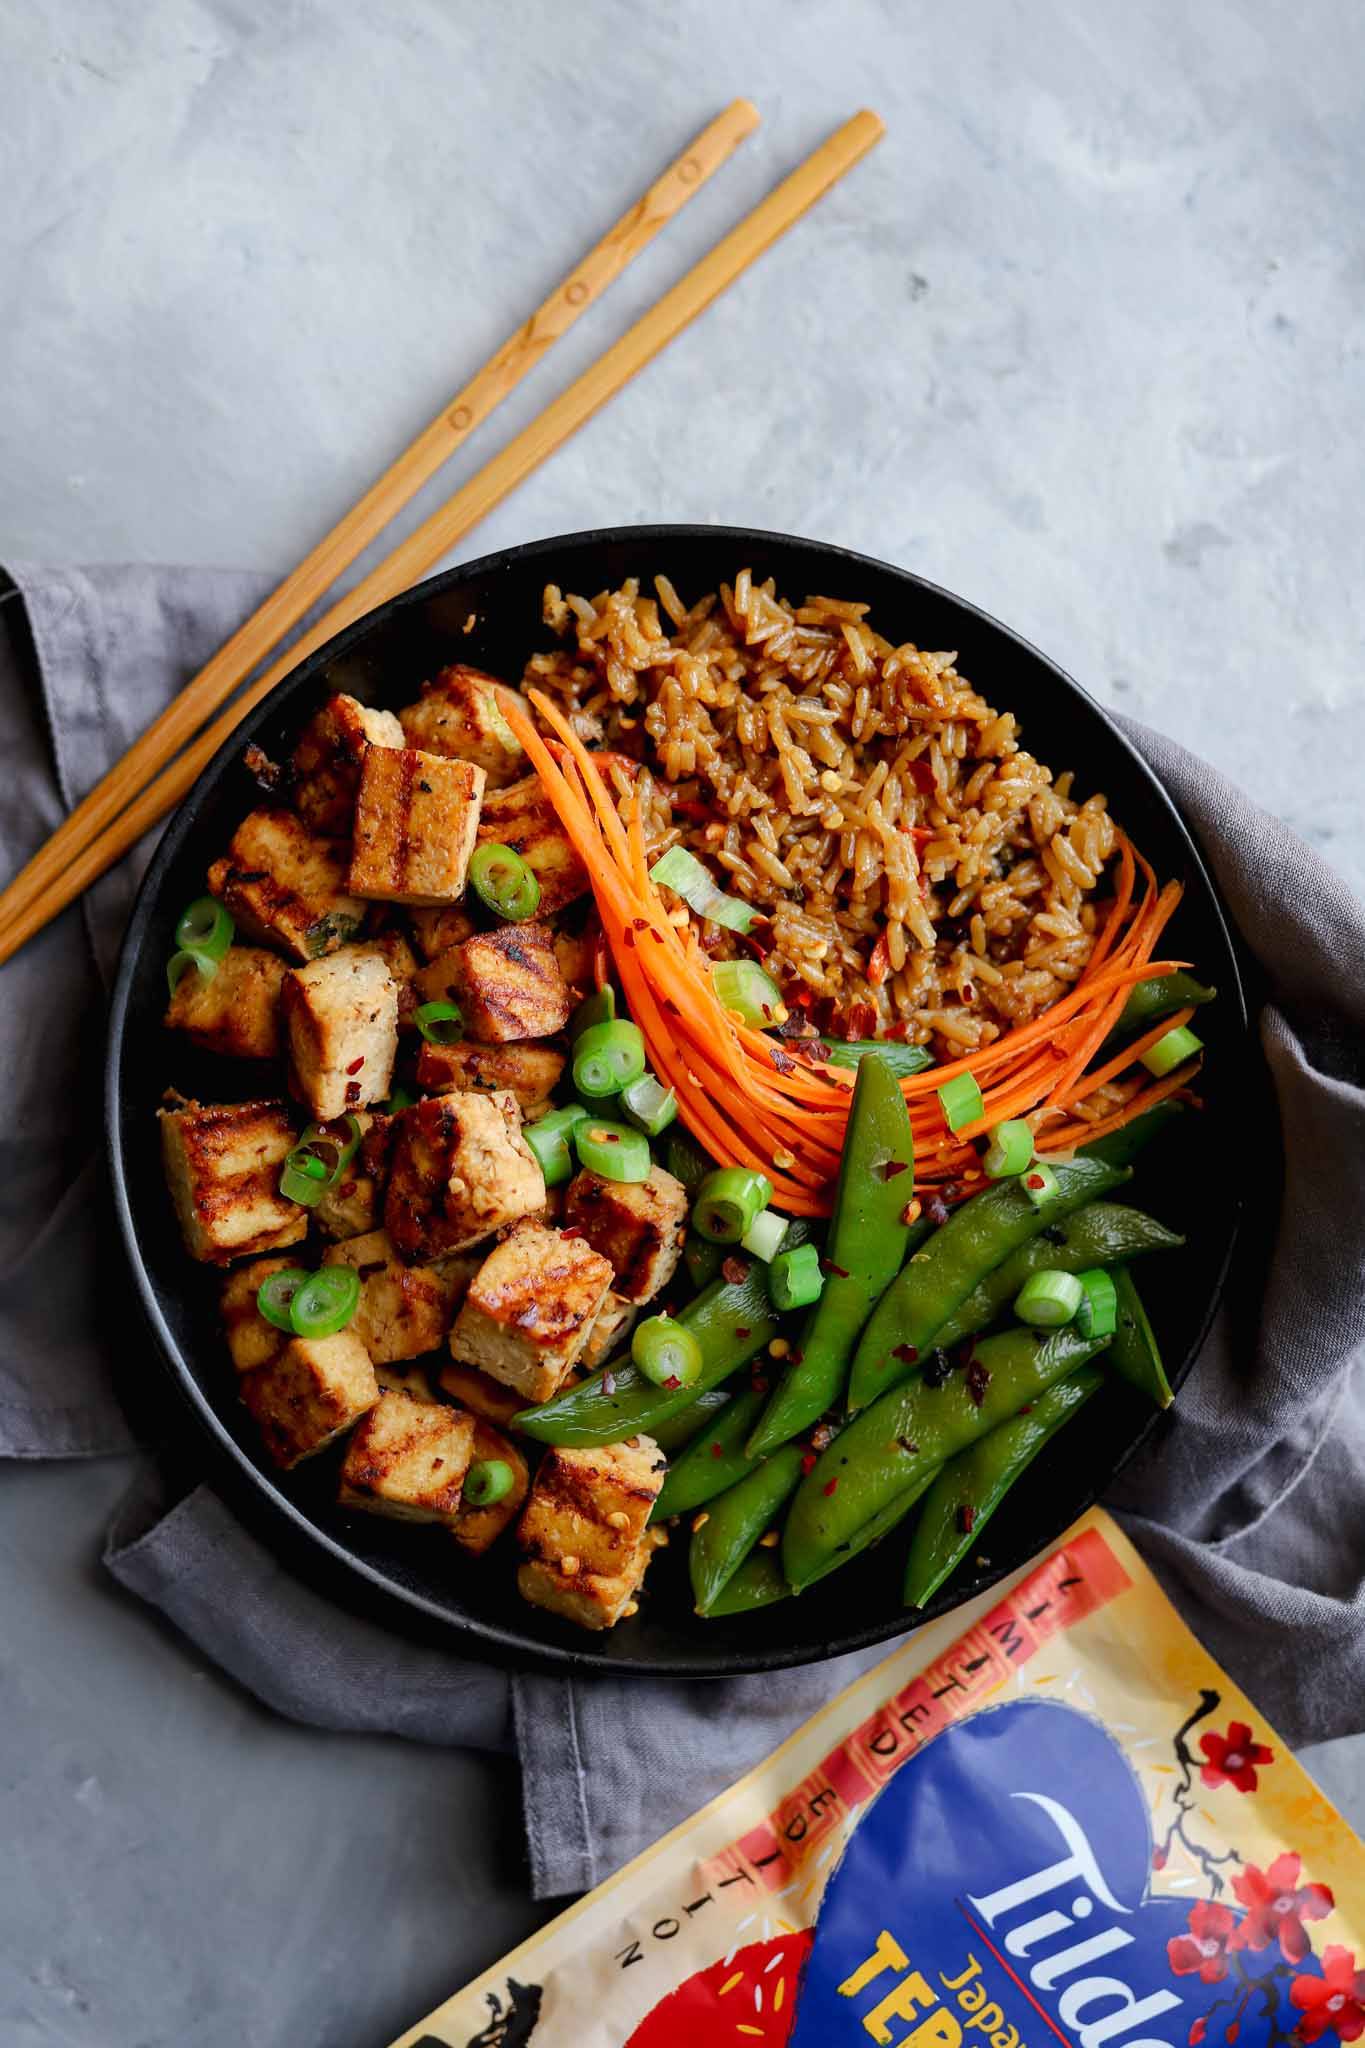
[344,1081,361,1105]
[769,1046,796,1075]
[801,1452,817,1475]
[803,1038,832,1063]
[792,989,813,1009]
[958,1503,977,1535]
[878,1159,910,1180]
[560,1226,582,1239]
[710,1441,724,1459]
[821,1259,850,1279]
[885,1019,911,1042]
[760,1004,772,1021]
[1026,1172,1046,1190]
[648,927,666,943]
[965,1359,991,1408]
[891,1343,919,1365]
[623,927,636,948]
[632,918,649,932]
[1017,1403,1035,1416]
[750,1374,769,1394]
[962,983,976,1004]
[786,1349,804,1367]
[345,1055,366,1074]
[822,1477,839,1497]
[337,1180,358,1200]
[867,933,891,986]
[734,1326,751,1342]
[924,1195,950,1228]
[722,1256,750,1286]
[663,1374,681,1390]
[603,1132,619,1143]
[907,759,936,795]
[846,1001,877,1039]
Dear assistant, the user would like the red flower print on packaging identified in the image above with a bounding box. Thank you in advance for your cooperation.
[1169,1900,1239,1984]
[1290,1946,1365,2044]
[1199,1718,1274,1792]
[1229,1851,1334,1962]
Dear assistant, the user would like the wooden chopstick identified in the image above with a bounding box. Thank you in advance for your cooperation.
[0,99,760,952]
[0,109,884,969]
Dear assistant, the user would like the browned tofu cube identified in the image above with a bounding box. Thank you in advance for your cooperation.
[281,948,399,1121]
[312,1111,392,1240]
[164,947,287,1060]
[553,926,594,996]
[416,1038,564,1112]
[384,1093,545,1260]
[337,1391,475,1523]
[452,1417,530,1556]
[437,1359,528,1427]
[220,1255,295,1374]
[518,1436,665,1579]
[348,748,485,906]
[159,1098,307,1264]
[562,1164,688,1303]
[407,906,475,963]
[322,1228,476,1364]
[476,773,588,917]
[374,1361,440,1403]
[581,1290,639,1371]
[516,1535,665,1632]
[455,922,571,1043]
[448,1221,614,1404]
[362,927,420,985]
[240,1330,379,1468]
[290,692,404,837]
[207,808,366,962]
[398,665,526,786]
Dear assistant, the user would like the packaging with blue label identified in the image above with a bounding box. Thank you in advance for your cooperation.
[392,1510,1365,2048]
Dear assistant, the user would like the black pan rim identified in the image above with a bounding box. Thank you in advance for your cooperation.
[104,521,1247,1677]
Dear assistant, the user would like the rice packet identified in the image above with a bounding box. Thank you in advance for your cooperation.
[392,1508,1364,2048]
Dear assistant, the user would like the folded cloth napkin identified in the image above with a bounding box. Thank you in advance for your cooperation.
[3,561,1363,1899]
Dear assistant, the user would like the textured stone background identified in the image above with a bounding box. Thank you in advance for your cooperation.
[2,3,1362,2044]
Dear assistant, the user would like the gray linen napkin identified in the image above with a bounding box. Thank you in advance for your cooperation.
[3,561,1363,1900]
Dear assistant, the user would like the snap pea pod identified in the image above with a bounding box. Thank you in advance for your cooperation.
[691,1447,806,1614]
[902,1366,1105,1608]
[847,1157,1128,1410]
[1111,972,1216,1042]
[1107,1266,1174,1408]
[702,1463,945,1617]
[648,1387,734,1455]
[817,1037,935,1080]
[515,1266,777,1446]
[1078,1101,1184,1170]
[747,1054,918,1457]
[926,1202,1183,1352]
[652,1388,767,1520]
[784,1324,1109,1589]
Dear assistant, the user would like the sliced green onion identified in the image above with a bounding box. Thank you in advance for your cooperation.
[378,1084,416,1115]
[768,1242,824,1313]
[818,1037,935,1080]
[692,1167,772,1244]
[631,1314,704,1390]
[982,1117,1034,1179]
[572,1019,646,1099]
[619,1072,678,1136]
[463,1458,515,1507]
[568,983,616,1040]
[289,1266,361,1339]
[937,1071,985,1132]
[1021,1161,1061,1210]
[741,1210,789,1262]
[299,1115,363,1177]
[166,948,215,998]
[665,1128,712,1192]
[574,1119,652,1183]
[176,896,234,961]
[524,1103,589,1187]
[683,1232,723,1291]
[1014,1269,1084,1329]
[649,845,757,933]
[280,1149,332,1205]
[1141,1024,1204,1078]
[256,1269,312,1333]
[712,959,783,1028]
[1075,1267,1119,1340]
[414,999,464,1046]
[468,841,541,922]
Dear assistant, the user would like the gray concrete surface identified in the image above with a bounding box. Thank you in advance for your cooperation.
[2,2,1363,2043]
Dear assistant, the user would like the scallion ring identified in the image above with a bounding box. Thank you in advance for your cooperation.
[256,1268,312,1333]
[1021,1161,1061,1210]
[631,1314,704,1390]
[692,1166,772,1244]
[166,948,215,999]
[982,1117,1034,1179]
[936,1070,985,1132]
[1141,1024,1204,1078]
[740,1209,788,1262]
[175,896,234,961]
[468,841,541,922]
[573,1119,652,1183]
[767,1241,824,1313]
[1014,1269,1084,1329]
[414,999,464,1046]
[619,1072,677,1137]
[649,845,758,934]
[712,959,784,1029]
[572,1020,646,1099]
[288,1266,361,1339]
[463,1458,515,1508]
[280,1149,332,1206]
[524,1103,589,1188]
[1075,1267,1119,1340]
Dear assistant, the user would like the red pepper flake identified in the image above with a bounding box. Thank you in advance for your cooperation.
[750,1374,769,1394]
[907,758,936,794]
[345,1055,366,1074]
[878,1159,910,1180]
[1017,1403,1035,1416]
[623,927,636,948]
[822,1477,839,1497]
[958,1503,977,1534]
[892,1343,919,1365]
[1026,1172,1046,1190]
[632,918,649,932]
[801,1452,817,1475]
[710,1441,724,1459]
[344,1081,361,1105]
[924,1195,950,1228]
[867,933,891,986]
[338,1180,358,1200]
[663,1374,681,1389]
[603,1132,619,1143]
[760,1003,772,1020]
[560,1226,582,1239]
[734,1326,751,1342]
[787,1349,803,1366]
[821,1259,850,1279]
[722,1256,750,1286]
[846,1001,877,1039]
[965,1359,991,1408]
[803,1038,832,1063]
[648,927,665,943]
[961,982,976,1004]
[792,989,813,1010]
[769,1046,796,1075]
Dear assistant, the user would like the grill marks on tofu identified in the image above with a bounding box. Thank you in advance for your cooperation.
[384,1092,545,1260]
[456,922,572,1043]
[207,809,366,962]
[398,665,526,786]
[416,1037,564,1113]
[452,1417,529,1556]
[240,1331,379,1468]
[516,1438,668,1631]
[562,1164,689,1304]
[290,693,404,836]
[164,946,287,1060]
[281,948,399,1120]
[348,747,485,906]
[338,1392,475,1524]
[159,1098,307,1263]
[448,1221,614,1404]
[322,1228,476,1364]
[476,773,589,917]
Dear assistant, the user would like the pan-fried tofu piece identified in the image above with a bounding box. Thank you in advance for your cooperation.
[476,773,588,917]
[362,927,420,985]
[409,946,465,1010]
[240,1330,379,1468]
[562,1164,688,1304]
[322,1228,477,1363]
[448,1221,614,1404]
[416,1037,564,1113]
[384,1092,545,1260]
[452,1417,530,1556]
[221,1255,295,1374]
[337,1391,475,1524]
[290,692,404,836]
[455,922,571,1043]
[581,1290,639,1371]
[553,925,594,995]
[208,808,367,962]
[398,665,526,786]
[160,1098,307,1264]
[375,1361,440,1403]
[313,1111,393,1240]
[407,906,475,963]
[518,1437,665,1577]
[437,1359,528,1427]
[516,1542,664,1632]
[164,947,287,1060]
[348,747,485,906]
[281,948,399,1120]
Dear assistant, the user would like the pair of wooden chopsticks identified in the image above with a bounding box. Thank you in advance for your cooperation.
[0,104,884,967]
